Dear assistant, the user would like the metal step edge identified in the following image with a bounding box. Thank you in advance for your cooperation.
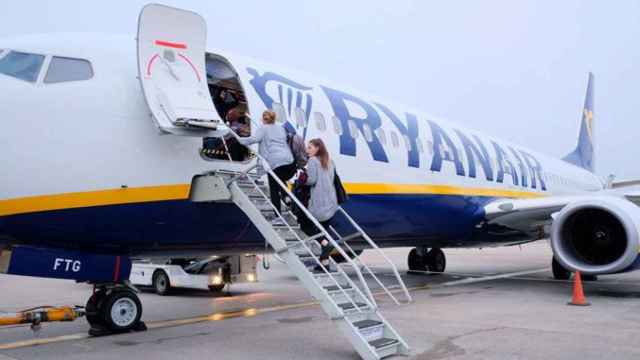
[369,337,399,350]
[352,319,382,330]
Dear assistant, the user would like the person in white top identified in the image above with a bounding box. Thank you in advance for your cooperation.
[237,110,296,222]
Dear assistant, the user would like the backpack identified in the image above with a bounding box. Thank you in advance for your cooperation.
[285,127,308,169]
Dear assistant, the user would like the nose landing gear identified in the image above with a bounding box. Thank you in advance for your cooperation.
[86,283,147,336]
[408,247,446,274]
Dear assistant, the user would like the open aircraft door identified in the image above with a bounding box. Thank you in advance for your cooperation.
[137,4,223,136]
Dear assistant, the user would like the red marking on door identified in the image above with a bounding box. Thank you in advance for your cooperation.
[146,54,160,76]
[155,40,187,49]
[178,53,201,82]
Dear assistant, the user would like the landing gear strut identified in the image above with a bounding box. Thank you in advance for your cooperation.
[551,257,598,281]
[408,247,446,274]
[86,283,146,336]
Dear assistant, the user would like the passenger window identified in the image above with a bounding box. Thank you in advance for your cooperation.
[314,112,326,131]
[0,51,45,83]
[348,120,359,139]
[332,116,343,135]
[294,107,306,127]
[439,144,450,159]
[403,135,412,151]
[44,56,93,84]
[376,128,387,145]
[272,103,287,123]
[362,124,373,142]
[390,131,400,148]
[425,140,434,155]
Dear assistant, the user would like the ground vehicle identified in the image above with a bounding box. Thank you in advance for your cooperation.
[130,254,258,295]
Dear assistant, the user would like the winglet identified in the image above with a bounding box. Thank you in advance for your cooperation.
[563,73,595,172]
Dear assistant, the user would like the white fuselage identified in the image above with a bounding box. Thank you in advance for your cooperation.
[0,33,603,254]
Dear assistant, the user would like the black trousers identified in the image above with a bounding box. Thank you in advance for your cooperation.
[302,217,336,262]
[268,162,297,213]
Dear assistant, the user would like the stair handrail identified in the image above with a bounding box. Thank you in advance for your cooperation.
[232,151,377,308]
[233,170,376,313]
[336,208,412,304]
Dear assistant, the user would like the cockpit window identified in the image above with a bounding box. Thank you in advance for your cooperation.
[44,56,93,84]
[0,51,45,83]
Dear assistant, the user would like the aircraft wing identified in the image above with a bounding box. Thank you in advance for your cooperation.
[483,188,640,234]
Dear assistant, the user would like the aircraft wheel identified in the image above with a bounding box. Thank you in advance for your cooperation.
[85,290,107,327]
[427,248,446,273]
[552,257,571,280]
[408,248,427,272]
[153,270,171,295]
[208,284,226,292]
[102,290,143,332]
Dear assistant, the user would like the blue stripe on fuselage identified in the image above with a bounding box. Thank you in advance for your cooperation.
[0,194,526,255]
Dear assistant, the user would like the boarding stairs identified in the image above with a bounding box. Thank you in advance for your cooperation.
[192,153,412,359]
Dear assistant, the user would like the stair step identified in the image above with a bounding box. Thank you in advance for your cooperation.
[369,337,399,349]
[338,302,368,311]
[352,319,382,329]
[324,284,352,292]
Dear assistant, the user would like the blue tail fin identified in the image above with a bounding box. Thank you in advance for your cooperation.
[563,72,595,172]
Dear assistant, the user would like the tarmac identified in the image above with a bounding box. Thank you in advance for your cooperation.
[2,242,640,359]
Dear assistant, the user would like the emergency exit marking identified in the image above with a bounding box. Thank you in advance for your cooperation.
[155,40,187,49]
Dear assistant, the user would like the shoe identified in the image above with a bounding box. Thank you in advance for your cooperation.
[312,263,331,273]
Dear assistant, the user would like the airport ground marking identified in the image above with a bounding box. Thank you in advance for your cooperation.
[0,267,550,351]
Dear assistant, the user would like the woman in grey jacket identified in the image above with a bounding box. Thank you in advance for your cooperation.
[304,138,339,271]
[237,110,296,221]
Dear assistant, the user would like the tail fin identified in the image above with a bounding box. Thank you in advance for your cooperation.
[563,72,595,172]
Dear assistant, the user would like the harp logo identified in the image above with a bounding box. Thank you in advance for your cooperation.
[247,68,314,139]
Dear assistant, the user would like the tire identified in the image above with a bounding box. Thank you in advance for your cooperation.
[552,257,571,280]
[85,290,107,327]
[408,248,427,272]
[102,290,143,332]
[153,270,171,295]
[208,284,226,292]
[427,248,446,273]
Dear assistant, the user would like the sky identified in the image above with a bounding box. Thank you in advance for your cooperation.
[2,1,639,179]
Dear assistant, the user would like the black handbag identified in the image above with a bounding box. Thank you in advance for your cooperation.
[333,170,348,204]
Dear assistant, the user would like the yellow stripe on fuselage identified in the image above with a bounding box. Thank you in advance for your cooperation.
[345,183,545,199]
[0,182,543,217]
[0,184,191,217]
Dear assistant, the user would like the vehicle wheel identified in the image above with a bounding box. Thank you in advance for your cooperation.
[552,257,571,280]
[85,290,107,327]
[408,248,427,272]
[427,248,446,273]
[582,274,598,281]
[102,290,142,332]
[153,270,171,295]
[208,284,226,292]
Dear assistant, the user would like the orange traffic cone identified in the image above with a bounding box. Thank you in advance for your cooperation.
[567,271,591,306]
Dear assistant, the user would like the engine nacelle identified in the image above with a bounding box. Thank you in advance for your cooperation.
[551,197,640,275]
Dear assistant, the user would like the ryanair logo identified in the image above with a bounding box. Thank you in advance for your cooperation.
[584,108,594,141]
[246,68,314,138]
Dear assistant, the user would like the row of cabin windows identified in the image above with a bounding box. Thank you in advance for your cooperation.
[0,50,93,84]
[272,102,589,188]
[273,102,474,157]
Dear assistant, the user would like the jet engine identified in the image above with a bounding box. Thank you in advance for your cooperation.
[551,197,640,275]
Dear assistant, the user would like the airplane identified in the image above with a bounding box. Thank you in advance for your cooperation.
[1,2,639,341]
